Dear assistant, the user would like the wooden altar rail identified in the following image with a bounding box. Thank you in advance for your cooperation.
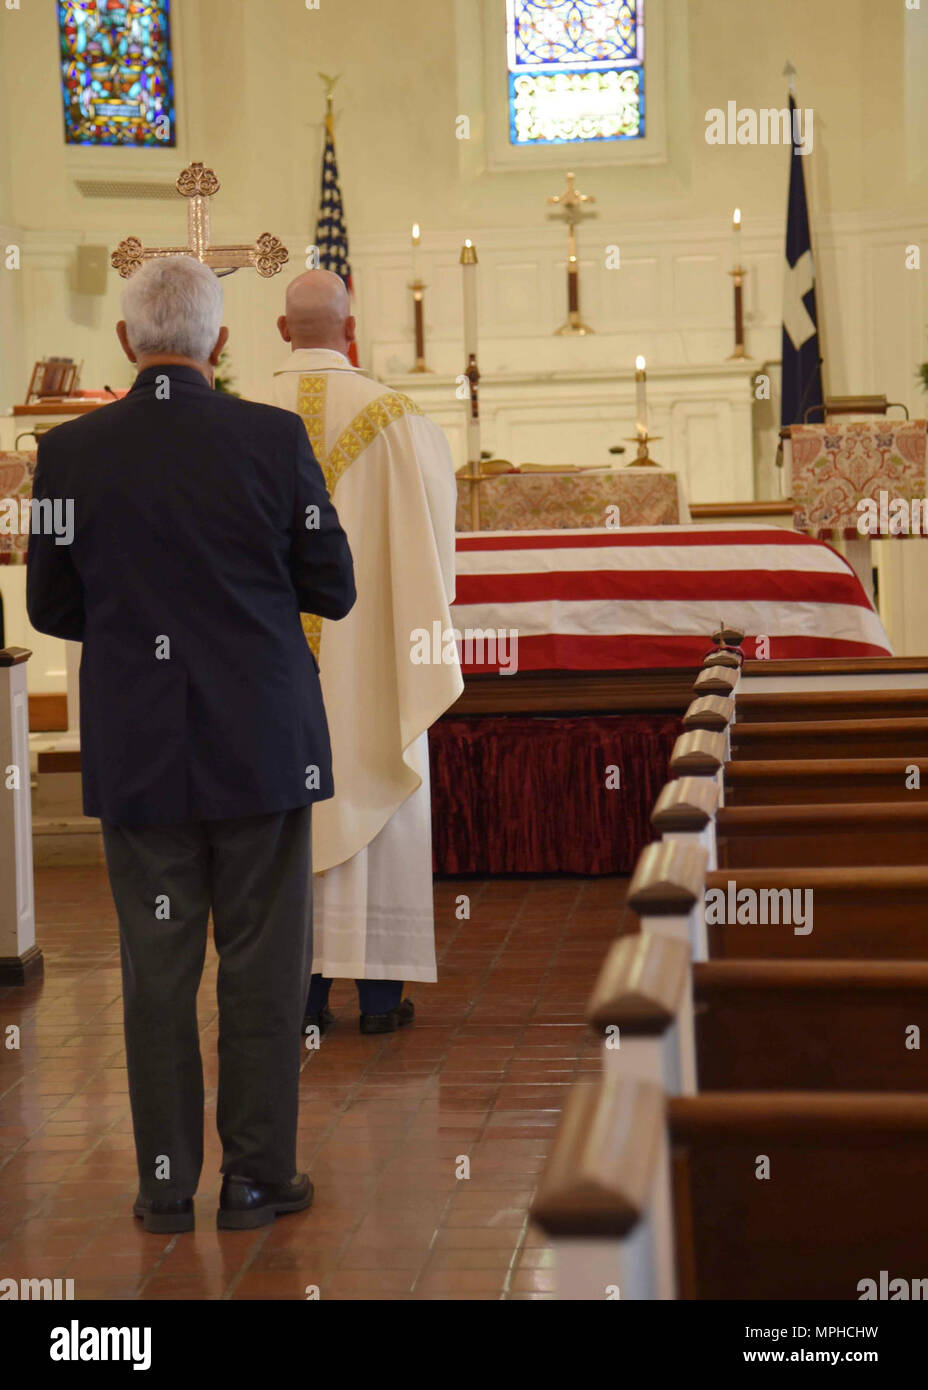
[532,1076,928,1299]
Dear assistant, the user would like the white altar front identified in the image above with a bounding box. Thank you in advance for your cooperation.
[383,357,759,505]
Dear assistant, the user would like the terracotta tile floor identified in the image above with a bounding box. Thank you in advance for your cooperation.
[0,867,628,1300]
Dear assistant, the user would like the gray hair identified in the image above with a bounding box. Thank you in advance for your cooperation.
[121,256,223,362]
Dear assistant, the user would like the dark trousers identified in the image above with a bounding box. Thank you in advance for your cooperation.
[306,974,403,1015]
[102,807,313,1202]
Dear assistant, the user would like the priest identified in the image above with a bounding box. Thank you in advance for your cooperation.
[266,269,462,1034]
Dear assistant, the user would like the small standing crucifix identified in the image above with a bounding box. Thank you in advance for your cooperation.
[546,171,596,336]
[111,162,290,279]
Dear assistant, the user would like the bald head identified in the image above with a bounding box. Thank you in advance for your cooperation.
[277,269,356,355]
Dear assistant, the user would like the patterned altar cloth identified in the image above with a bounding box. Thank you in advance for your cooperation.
[0,452,36,563]
[455,466,688,530]
[791,419,928,539]
[452,523,892,672]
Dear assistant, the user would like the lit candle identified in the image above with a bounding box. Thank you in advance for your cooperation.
[461,239,478,361]
[732,207,742,269]
[635,355,647,440]
[411,222,421,281]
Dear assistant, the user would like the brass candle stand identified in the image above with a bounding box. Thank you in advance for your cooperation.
[727,266,751,360]
[408,279,432,373]
[623,432,663,467]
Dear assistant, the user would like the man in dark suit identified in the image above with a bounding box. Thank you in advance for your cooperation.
[27,255,355,1233]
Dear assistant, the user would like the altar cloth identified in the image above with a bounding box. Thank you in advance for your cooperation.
[452,523,892,672]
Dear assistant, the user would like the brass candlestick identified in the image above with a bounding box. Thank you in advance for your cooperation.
[727,267,751,360]
[623,432,663,467]
[408,279,432,372]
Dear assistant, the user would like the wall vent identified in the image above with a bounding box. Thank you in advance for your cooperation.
[75,179,178,201]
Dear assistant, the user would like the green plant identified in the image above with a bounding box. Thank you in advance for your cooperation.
[213,347,239,396]
[919,363,928,395]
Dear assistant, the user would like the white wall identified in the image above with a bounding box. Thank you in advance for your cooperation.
[1,0,926,422]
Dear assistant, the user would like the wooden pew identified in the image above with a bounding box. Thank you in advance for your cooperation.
[602,894,928,1094]
[694,958,928,1091]
[703,865,928,960]
[735,688,928,724]
[716,802,928,869]
[740,654,928,694]
[730,717,928,761]
[724,758,928,805]
[533,1076,928,1299]
[650,776,719,867]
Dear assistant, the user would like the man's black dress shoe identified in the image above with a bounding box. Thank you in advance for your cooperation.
[302,1006,335,1038]
[359,998,415,1035]
[133,1194,195,1234]
[217,1172,314,1230]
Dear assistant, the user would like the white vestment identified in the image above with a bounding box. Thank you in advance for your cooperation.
[267,349,462,981]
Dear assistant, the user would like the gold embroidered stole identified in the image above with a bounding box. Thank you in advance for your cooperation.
[295,373,423,656]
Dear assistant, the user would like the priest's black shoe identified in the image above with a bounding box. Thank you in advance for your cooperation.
[133,1194,195,1234]
[302,1006,335,1040]
[217,1173,314,1230]
[359,998,415,1035]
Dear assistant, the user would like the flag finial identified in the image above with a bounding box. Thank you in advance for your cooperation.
[318,72,340,118]
[782,60,797,96]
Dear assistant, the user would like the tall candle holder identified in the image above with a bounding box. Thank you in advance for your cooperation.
[408,279,431,373]
[623,432,663,467]
[727,266,751,360]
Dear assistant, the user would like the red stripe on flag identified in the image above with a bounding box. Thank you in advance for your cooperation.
[453,568,872,608]
[458,633,892,673]
[455,529,823,552]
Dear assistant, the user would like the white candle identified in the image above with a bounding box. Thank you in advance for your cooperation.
[411,222,421,281]
[635,355,647,439]
[461,239,478,361]
[732,207,742,269]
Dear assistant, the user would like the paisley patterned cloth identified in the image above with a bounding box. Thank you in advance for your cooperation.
[790,420,928,539]
[455,466,687,530]
[0,452,37,564]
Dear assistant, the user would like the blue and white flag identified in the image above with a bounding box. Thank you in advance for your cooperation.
[781,94,823,427]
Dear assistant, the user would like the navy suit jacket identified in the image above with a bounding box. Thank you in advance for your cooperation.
[27,364,356,827]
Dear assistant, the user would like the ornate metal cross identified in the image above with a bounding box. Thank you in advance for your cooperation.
[546,171,597,336]
[111,162,289,279]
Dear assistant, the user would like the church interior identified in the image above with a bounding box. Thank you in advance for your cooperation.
[3,0,928,1333]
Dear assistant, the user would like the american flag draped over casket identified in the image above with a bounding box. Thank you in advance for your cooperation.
[452,523,892,672]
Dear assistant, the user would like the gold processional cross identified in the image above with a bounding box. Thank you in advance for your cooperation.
[111,162,289,279]
[546,171,596,336]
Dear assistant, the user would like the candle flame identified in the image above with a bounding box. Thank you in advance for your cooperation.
[412,223,421,243]
[732,207,742,228]
[635,355,646,371]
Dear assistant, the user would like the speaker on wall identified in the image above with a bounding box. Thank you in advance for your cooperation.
[73,245,109,296]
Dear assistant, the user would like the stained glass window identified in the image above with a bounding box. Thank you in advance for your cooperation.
[506,0,644,146]
[57,1,176,148]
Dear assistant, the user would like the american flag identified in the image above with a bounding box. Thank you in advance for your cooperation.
[452,524,891,672]
[315,99,359,366]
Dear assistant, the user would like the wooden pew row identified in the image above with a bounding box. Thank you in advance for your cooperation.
[630,837,928,963]
[670,729,928,806]
[591,930,928,1096]
[740,654,928,694]
[716,802,928,869]
[532,1072,928,1299]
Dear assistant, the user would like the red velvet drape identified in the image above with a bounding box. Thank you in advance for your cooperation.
[429,714,682,876]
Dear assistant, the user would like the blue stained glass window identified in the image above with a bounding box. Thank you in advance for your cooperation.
[506,0,645,146]
[57,1,176,148]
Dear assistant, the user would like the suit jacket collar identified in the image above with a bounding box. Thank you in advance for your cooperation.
[131,364,213,392]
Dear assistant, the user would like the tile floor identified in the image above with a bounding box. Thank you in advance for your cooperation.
[0,868,630,1300]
